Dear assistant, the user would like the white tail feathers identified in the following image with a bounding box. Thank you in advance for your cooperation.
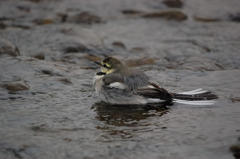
[173,99,217,105]
[177,88,208,95]
[174,88,217,105]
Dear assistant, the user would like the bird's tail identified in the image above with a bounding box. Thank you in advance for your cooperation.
[172,88,218,105]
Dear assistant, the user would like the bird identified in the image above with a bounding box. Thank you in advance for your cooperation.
[93,56,218,106]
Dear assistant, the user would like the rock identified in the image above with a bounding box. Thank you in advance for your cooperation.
[126,57,155,67]
[32,19,54,25]
[83,54,101,61]
[57,13,68,22]
[25,0,42,3]
[162,0,183,8]
[0,23,7,29]
[112,41,126,50]
[41,69,63,76]
[0,38,20,56]
[121,9,144,15]
[142,10,187,21]
[3,80,30,91]
[33,53,45,60]
[67,12,102,24]
[57,77,72,84]
[230,97,240,103]
[229,12,240,22]
[63,43,88,53]
[60,27,103,47]
[194,16,220,22]
[176,57,224,71]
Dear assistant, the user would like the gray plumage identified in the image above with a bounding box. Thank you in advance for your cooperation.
[93,57,218,105]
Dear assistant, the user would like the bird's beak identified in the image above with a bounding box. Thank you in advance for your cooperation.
[95,61,102,66]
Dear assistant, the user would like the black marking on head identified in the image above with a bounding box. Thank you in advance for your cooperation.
[102,63,110,68]
[96,72,106,75]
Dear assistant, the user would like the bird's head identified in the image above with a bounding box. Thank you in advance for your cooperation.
[95,57,124,74]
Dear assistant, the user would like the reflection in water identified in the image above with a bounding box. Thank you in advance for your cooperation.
[93,102,169,140]
[93,101,169,127]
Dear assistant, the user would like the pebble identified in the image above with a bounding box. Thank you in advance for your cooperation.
[3,80,30,91]
[142,10,187,21]
[0,38,20,56]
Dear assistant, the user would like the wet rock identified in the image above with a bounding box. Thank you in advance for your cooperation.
[63,43,88,53]
[33,53,45,60]
[0,23,7,29]
[3,80,30,92]
[142,10,187,21]
[121,9,144,15]
[229,13,240,22]
[230,97,240,103]
[194,16,220,22]
[41,69,63,76]
[16,5,31,12]
[57,13,68,22]
[112,41,126,50]
[126,57,155,67]
[60,27,103,47]
[67,12,102,24]
[83,54,101,61]
[0,38,20,56]
[11,24,31,29]
[175,57,224,71]
[80,66,98,70]
[32,19,54,25]
[57,77,72,84]
[130,47,145,53]
[162,0,183,8]
[26,0,42,3]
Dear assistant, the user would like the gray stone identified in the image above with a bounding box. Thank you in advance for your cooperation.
[0,37,20,56]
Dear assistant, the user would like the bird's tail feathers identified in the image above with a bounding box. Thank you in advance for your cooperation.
[172,88,218,105]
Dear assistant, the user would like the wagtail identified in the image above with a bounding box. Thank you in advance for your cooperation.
[93,57,218,105]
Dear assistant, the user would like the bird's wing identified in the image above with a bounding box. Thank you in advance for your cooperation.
[102,73,127,90]
[136,82,173,101]
[102,71,149,90]
[121,68,150,90]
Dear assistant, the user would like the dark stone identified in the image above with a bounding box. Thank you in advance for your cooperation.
[112,41,126,50]
[3,81,30,92]
[32,19,54,25]
[142,10,187,21]
[68,12,102,24]
[63,44,88,53]
[121,9,144,15]
[163,0,183,8]
[0,23,7,29]
[194,16,221,22]
[229,13,240,22]
[33,53,45,60]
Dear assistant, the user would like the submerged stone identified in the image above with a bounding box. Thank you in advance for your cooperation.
[142,10,187,21]
[3,80,30,91]
[0,38,20,57]
[67,12,102,24]
[162,0,183,8]
[126,57,155,67]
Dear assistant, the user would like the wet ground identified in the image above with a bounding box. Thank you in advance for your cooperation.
[0,0,240,158]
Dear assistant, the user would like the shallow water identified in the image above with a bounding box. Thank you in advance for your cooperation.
[0,0,240,159]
